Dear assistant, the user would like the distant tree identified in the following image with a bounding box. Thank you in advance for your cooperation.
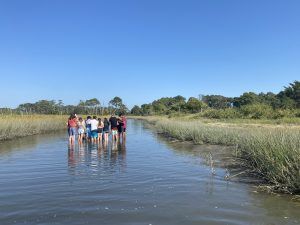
[57,100,64,115]
[131,105,142,115]
[34,100,58,114]
[152,101,168,113]
[278,81,300,108]
[17,103,35,114]
[234,92,260,107]
[109,97,123,109]
[151,96,186,113]
[141,104,153,115]
[203,95,232,109]
[109,97,129,115]
[77,98,101,114]
[186,97,207,113]
[277,95,296,109]
[171,95,186,112]
[258,92,281,109]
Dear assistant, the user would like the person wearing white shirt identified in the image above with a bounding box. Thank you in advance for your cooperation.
[90,116,99,143]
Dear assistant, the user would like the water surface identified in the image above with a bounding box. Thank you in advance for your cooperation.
[0,119,299,225]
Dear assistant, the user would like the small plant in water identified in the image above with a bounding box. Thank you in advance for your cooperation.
[209,153,216,176]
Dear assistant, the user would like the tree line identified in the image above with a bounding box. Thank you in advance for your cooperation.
[131,81,300,119]
[0,97,128,116]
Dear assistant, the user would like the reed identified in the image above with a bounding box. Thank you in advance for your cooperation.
[0,115,66,141]
[141,117,300,194]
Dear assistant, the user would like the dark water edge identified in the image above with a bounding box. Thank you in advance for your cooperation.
[0,119,300,225]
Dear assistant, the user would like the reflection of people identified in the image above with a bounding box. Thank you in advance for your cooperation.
[112,139,118,151]
[67,137,127,176]
[68,145,76,168]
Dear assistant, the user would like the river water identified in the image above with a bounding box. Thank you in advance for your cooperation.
[0,119,299,225]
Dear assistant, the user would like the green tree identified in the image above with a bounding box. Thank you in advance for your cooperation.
[258,92,281,109]
[109,97,123,108]
[109,97,128,115]
[234,92,260,107]
[171,95,186,112]
[152,101,167,113]
[203,95,232,109]
[186,97,207,113]
[141,104,153,115]
[278,81,300,108]
[131,105,143,115]
[84,98,101,114]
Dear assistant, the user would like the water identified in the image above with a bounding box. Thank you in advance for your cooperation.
[0,119,299,225]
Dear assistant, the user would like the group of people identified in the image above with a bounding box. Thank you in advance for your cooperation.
[67,113,127,145]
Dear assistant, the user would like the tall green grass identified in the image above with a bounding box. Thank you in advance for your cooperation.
[151,118,300,194]
[0,115,66,141]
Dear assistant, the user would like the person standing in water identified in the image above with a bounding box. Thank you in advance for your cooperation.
[109,114,118,142]
[103,118,110,143]
[77,117,86,144]
[117,115,124,139]
[67,114,77,145]
[120,113,127,139]
[90,116,99,143]
[85,116,92,142]
[97,118,104,143]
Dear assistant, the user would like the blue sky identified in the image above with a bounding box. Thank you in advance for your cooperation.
[0,0,299,108]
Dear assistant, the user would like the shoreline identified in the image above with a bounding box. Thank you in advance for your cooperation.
[134,116,300,195]
[0,115,67,142]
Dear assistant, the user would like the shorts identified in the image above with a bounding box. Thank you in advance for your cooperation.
[78,128,85,135]
[111,129,118,136]
[118,126,123,133]
[68,127,77,136]
[86,128,91,138]
[103,128,109,133]
[97,128,103,133]
[91,130,98,138]
[123,128,126,132]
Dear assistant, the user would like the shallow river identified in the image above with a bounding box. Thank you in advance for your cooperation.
[0,119,299,225]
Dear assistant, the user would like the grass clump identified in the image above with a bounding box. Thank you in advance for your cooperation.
[152,118,300,194]
[0,115,66,141]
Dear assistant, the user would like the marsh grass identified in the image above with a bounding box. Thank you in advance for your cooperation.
[0,115,66,141]
[138,116,300,194]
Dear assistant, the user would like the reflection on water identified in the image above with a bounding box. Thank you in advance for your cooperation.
[0,131,64,157]
[0,120,300,225]
[68,140,127,176]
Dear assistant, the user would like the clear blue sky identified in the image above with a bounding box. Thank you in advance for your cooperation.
[0,0,299,108]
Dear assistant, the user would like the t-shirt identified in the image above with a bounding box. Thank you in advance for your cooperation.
[78,121,86,130]
[90,119,99,131]
[109,117,118,128]
[122,117,127,128]
[103,121,110,130]
[85,119,91,128]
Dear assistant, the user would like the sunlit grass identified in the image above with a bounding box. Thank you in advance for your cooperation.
[0,115,66,141]
[136,116,300,194]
